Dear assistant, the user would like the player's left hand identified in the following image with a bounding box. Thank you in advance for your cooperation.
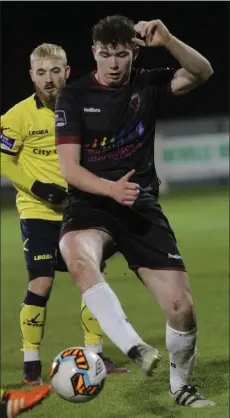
[133,20,173,47]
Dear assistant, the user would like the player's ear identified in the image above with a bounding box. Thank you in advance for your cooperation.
[29,69,35,82]
[66,66,71,79]
[133,46,139,61]
[91,45,96,59]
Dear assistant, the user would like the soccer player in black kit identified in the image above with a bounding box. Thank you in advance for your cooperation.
[55,16,214,407]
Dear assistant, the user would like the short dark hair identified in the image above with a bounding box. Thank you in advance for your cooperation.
[92,15,135,47]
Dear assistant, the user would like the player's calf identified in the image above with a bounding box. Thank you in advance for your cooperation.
[81,296,130,374]
[21,276,53,386]
[138,268,209,398]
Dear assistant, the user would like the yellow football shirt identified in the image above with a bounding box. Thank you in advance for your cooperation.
[1,94,67,220]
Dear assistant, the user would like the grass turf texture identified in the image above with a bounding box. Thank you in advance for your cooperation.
[1,189,229,418]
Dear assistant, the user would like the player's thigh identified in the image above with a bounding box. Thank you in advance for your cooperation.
[20,219,59,282]
[60,199,117,271]
[138,267,194,314]
[59,228,113,272]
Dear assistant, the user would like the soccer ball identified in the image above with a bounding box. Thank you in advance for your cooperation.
[50,347,107,403]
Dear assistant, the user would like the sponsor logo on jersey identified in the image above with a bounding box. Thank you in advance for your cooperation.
[33,148,57,156]
[29,130,49,135]
[89,121,145,151]
[55,110,67,127]
[0,127,16,150]
[84,107,101,113]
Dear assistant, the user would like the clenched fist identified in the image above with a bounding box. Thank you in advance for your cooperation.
[133,20,173,47]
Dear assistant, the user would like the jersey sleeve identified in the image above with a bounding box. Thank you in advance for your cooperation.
[55,87,81,146]
[142,67,176,94]
[1,108,34,191]
[0,109,23,156]
[1,152,34,191]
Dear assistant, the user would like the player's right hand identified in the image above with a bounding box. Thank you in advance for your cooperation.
[109,169,140,206]
[31,180,67,204]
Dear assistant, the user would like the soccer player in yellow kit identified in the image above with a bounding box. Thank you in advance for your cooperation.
[1,43,128,386]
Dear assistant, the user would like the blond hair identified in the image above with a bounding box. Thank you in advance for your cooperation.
[30,43,67,67]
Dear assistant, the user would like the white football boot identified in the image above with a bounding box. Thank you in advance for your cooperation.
[170,384,216,408]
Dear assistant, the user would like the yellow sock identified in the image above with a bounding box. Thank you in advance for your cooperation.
[20,304,46,353]
[80,299,103,348]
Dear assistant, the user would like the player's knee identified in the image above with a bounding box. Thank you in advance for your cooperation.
[67,256,96,283]
[28,276,53,297]
[169,290,196,328]
[67,258,85,279]
[170,290,194,316]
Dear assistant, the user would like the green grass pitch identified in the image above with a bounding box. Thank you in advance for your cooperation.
[1,189,229,418]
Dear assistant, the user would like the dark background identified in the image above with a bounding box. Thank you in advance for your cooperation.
[1,1,229,119]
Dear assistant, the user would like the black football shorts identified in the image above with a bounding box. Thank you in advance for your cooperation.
[60,192,186,272]
[20,219,67,281]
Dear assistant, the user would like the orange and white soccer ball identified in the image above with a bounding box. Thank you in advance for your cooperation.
[50,347,107,403]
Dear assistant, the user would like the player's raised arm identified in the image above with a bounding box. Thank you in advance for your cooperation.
[133,19,213,95]
[55,88,140,206]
